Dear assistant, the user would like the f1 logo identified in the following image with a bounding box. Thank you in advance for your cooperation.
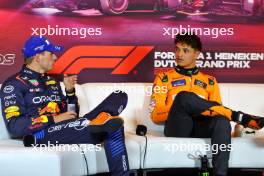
[49,46,154,74]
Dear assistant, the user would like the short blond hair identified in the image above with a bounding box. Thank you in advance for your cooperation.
[24,56,35,65]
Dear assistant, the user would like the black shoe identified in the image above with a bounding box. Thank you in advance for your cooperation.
[232,111,264,130]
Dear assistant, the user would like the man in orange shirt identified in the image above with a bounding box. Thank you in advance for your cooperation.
[150,33,264,176]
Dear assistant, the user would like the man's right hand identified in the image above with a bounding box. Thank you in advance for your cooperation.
[53,111,77,123]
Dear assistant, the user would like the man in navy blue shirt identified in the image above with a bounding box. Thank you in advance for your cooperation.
[0,36,130,176]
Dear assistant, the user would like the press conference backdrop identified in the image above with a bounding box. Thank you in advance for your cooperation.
[0,0,264,83]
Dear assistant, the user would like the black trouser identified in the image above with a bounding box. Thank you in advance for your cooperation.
[164,91,231,176]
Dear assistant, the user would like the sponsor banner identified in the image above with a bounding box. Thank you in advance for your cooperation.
[0,1,264,83]
[0,54,15,66]
[49,46,155,83]
[154,48,264,83]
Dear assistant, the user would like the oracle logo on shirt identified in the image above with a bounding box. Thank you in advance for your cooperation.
[32,95,61,104]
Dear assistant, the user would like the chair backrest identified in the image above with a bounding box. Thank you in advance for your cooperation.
[220,83,264,116]
[219,83,264,135]
[1,83,264,139]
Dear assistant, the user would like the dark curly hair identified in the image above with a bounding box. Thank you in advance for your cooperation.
[174,33,202,52]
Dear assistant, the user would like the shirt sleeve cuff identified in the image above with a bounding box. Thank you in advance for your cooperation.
[65,88,76,96]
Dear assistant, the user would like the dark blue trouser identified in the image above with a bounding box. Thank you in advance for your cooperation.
[35,92,130,176]
[164,91,231,176]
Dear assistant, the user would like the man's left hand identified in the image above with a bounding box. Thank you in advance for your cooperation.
[63,74,78,92]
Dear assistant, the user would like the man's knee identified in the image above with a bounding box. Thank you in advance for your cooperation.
[109,91,128,108]
[174,91,197,106]
[112,91,128,101]
[214,117,232,133]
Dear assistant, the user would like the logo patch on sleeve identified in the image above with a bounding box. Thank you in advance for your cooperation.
[6,111,20,119]
[208,78,215,85]
[46,80,56,85]
[161,75,168,82]
[29,79,39,86]
[171,80,186,87]
[194,79,207,89]
[4,106,19,113]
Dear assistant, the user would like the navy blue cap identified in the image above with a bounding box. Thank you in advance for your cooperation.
[22,36,63,59]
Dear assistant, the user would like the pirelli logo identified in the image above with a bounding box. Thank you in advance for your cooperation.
[49,46,154,74]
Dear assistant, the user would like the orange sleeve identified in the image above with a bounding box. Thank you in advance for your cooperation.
[149,73,170,124]
[208,77,222,105]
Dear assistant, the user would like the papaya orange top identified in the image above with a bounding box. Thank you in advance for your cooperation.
[150,66,221,123]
